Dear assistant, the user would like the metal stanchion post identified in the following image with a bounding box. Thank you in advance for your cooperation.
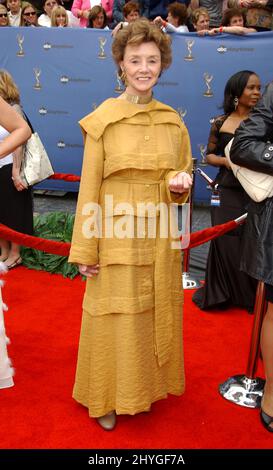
[219,281,266,408]
[182,158,202,289]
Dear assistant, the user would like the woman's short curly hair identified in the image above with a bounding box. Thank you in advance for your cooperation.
[112,18,172,78]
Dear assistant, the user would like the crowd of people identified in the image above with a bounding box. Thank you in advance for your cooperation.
[0,0,272,31]
[0,1,273,437]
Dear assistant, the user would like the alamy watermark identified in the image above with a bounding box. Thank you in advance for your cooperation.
[81,196,190,249]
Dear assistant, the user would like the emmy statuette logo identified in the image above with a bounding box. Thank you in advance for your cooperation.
[114,71,123,94]
[16,34,25,57]
[33,68,42,90]
[198,144,207,166]
[203,72,213,97]
[177,108,187,124]
[98,36,107,59]
[184,39,194,61]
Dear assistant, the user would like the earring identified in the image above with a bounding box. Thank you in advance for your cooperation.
[233,96,239,110]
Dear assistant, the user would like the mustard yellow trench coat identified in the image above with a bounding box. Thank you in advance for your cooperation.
[69,98,192,417]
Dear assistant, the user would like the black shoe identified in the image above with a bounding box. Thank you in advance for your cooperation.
[260,409,273,433]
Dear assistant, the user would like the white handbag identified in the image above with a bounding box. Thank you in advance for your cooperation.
[20,114,54,187]
[225,139,273,203]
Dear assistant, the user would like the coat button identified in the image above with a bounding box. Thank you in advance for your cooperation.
[144,135,150,141]
[269,146,273,151]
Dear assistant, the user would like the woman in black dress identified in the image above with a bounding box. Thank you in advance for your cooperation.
[193,70,261,311]
[0,70,33,269]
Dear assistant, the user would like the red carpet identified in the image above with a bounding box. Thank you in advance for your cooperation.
[0,267,272,449]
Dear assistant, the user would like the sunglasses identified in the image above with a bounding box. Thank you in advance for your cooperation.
[0,13,8,17]
[24,11,37,16]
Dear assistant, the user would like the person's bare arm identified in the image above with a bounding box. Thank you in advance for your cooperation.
[0,96,31,159]
[206,153,231,169]
[12,146,27,191]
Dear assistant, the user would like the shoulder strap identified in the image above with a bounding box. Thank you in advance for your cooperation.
[23,112,34,134]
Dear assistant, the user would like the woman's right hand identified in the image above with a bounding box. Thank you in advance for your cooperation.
[12,174,27,191]
[78,264,100,278]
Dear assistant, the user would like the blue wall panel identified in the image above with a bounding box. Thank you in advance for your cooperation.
[0,28,272,202]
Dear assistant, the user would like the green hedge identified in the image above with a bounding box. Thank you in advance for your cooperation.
[21,212,79,279]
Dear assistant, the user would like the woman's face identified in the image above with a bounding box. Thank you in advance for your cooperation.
[120,41,161,96]
[125,10,140,23]
[229,14,244,27]
[195,14,209,31]
[7,0,20,15]
[93,12,104,28]
[0,5,8,27]
[23,7,38,25]
[56,12,67,26]
[167,12,178,27]
[239,74,261,109]
[44,0,58,17]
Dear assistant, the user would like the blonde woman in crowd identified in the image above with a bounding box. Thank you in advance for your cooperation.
[191,7,210,31]
[20,3,39,26]
[190,0,224,27]
[0,4,10,27]
[51,5,69,26]
[0,71,33,269]
[38,0,79,27]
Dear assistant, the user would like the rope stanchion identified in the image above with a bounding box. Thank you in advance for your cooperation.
[182,158,202,289]
[219,281,266,408]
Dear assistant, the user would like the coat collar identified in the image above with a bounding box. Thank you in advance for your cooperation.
[79,98,182,141]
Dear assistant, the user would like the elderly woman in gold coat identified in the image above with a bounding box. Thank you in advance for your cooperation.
[69,18,192,431]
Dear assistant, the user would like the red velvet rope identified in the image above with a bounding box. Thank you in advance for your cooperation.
[49,173,81,182]
[186,219,238,249]
[0,172,237,255]
[0,218,241,257]
[0,224,70,257]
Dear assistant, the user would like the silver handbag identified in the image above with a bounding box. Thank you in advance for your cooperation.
[20,131,54,187]
[19,111,54,187]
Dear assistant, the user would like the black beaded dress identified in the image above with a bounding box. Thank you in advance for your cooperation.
[192,115,257,311]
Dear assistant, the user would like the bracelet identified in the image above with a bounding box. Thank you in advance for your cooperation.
[219,26,223,33]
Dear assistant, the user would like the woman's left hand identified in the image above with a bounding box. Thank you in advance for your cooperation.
[12,175,27,191]
[169,171,192,193]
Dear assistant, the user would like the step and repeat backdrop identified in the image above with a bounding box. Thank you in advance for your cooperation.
[0,28,272,203]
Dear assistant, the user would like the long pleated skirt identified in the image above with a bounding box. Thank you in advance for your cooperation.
[73,303,184,417]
